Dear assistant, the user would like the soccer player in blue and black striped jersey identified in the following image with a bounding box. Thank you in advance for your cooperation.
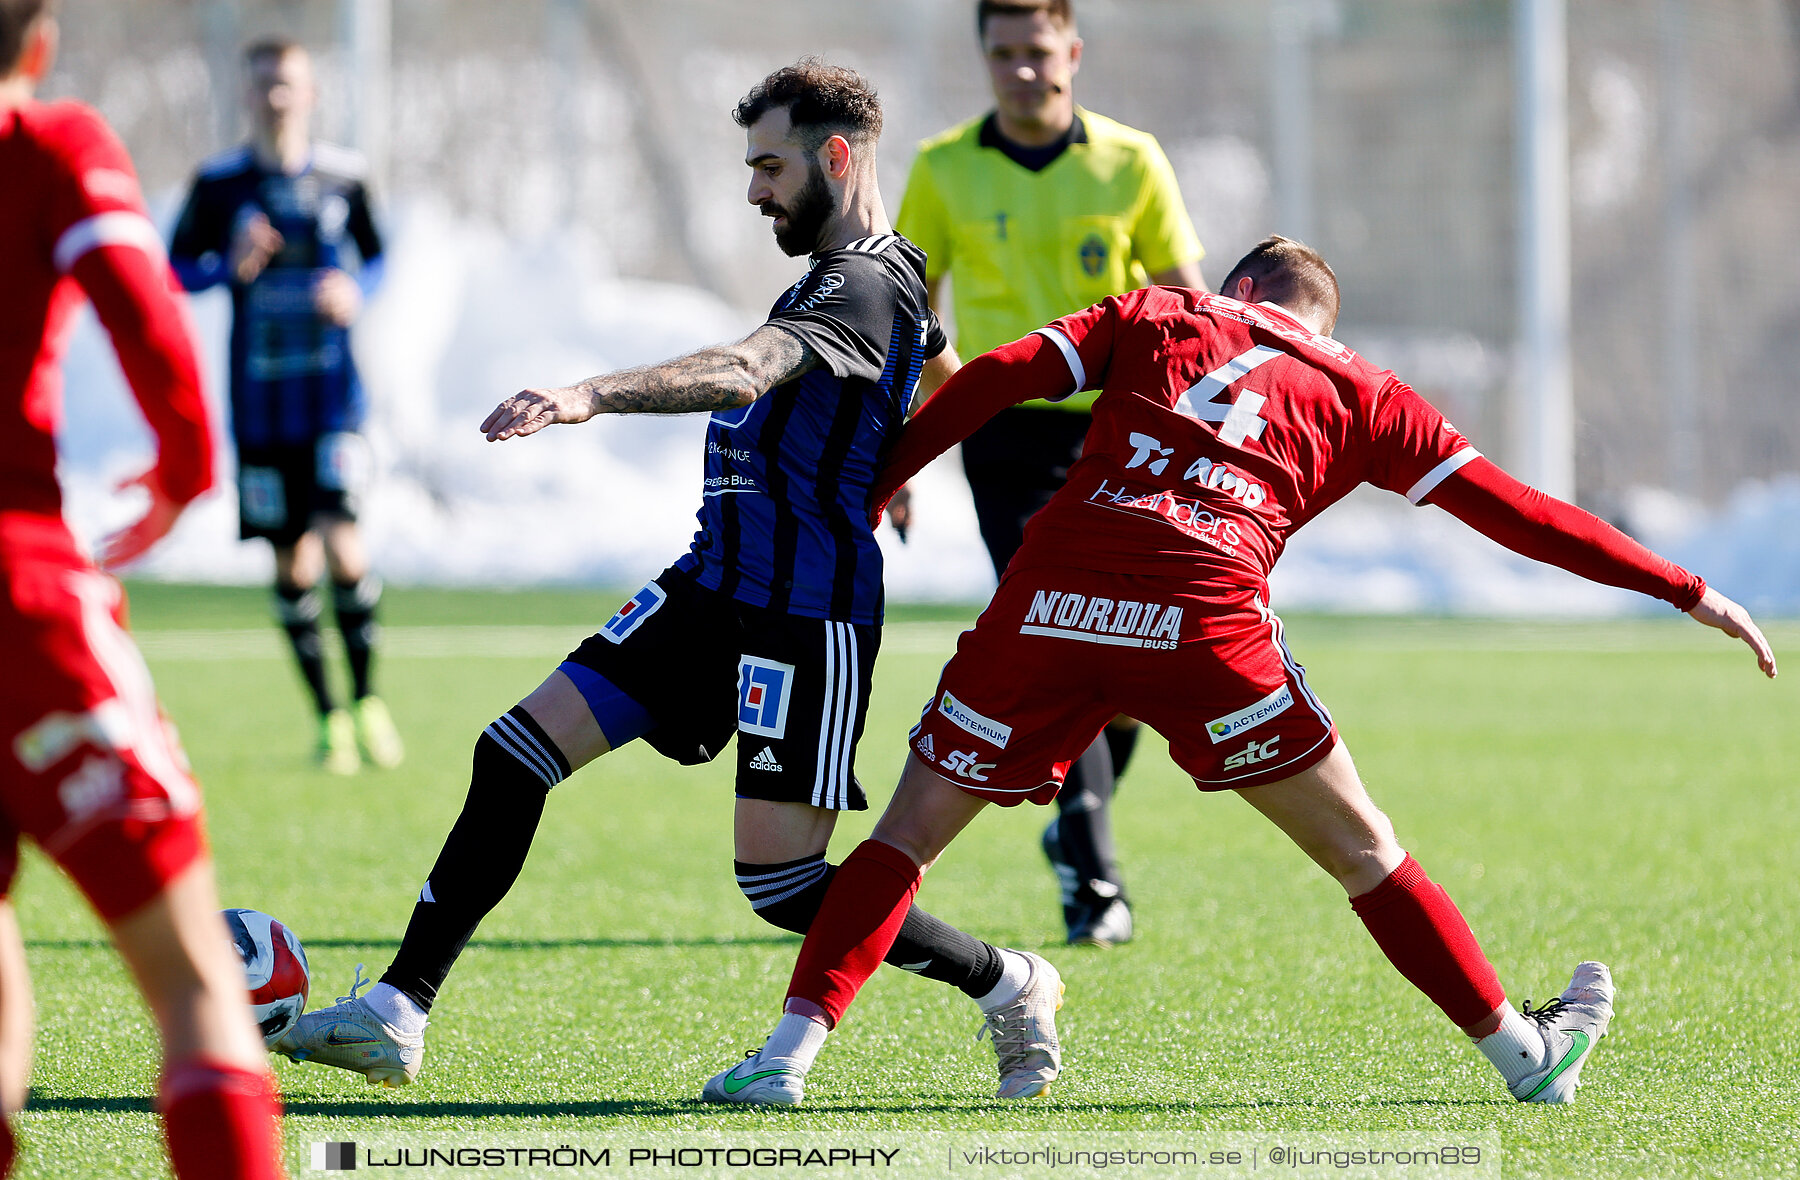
[281,60,1065,1100]
[169,38,400,775]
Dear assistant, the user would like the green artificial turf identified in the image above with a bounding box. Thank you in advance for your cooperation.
[12,586,1797,1178]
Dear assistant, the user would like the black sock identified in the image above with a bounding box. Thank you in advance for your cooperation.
[736,854,1003,1000]
[1103,722,1141,780]
[1056,733,1127,904]
[274,581,333,715]
[332,575,381,700]
[381,707,569,1010]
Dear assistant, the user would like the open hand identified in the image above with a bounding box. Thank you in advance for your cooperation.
[885,485,913,542]
[480,386,594,441]
[1689,585,1778,678]
[99,470,185,570]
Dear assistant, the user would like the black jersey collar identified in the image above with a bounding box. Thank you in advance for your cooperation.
[978,110,1088,173]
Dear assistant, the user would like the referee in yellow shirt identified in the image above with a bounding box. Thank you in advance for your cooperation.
[897,0,1206,947]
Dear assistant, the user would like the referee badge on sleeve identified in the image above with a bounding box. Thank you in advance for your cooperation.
[737,656,795,738]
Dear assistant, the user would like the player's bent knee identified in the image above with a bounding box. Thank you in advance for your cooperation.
[475,706,573,793]
[735,854,834,934]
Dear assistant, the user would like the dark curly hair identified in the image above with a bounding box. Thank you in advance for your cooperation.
[733,58,883,150]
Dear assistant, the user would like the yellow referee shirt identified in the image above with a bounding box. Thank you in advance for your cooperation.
[897,107,1202,410]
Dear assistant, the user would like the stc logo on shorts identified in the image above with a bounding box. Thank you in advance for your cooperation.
[738,656,795,738]
[1020,590,1183,650]
[937,691,1012,749]
[1205,684,1294,744]
[1224,735,1282,771]
[939,748,996,781]
[600,583,667,645]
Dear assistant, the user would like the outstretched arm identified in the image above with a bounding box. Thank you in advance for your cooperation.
[869,331,1074,524]
[481,324,818,441]
[1427,458,1776,677]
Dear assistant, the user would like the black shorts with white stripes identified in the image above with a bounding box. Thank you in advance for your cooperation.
[562,566,876,810]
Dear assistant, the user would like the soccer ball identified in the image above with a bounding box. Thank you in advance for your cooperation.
[222,908,311,1048]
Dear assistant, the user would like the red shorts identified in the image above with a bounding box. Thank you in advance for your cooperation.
[0,521,206,921]
[909,566,1337,805]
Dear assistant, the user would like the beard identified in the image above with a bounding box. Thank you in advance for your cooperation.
[767,160,835,257]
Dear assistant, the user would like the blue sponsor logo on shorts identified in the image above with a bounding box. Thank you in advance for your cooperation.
[1205,683,1294,744]
[738,656,795,738]
[600,582,667,645]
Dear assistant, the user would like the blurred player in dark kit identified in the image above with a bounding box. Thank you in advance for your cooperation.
[170,38,400,775]
[898,0,1207,944]
[0,2,287,1174]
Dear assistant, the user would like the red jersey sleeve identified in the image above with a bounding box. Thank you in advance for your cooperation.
[870,332,1070,518]
[1428,457,1706,611]
[45,105,215,504]
[1364,379,1481,504]
[1036,290,1136,396]
[42,104,166,265]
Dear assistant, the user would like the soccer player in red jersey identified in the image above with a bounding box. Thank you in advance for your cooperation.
[0,4,285,1176]
[705,236,1777,1106]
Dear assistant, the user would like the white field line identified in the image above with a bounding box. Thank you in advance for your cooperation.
[131,622,972,661]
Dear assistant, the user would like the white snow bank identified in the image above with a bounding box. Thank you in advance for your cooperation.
[52,203,1799,616]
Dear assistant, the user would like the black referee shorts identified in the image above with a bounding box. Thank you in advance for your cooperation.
[960,405,1093,576]
[561,567,877,810]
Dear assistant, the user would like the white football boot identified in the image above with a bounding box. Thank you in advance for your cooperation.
[977,951,1065,1099]
[1511,961,1615,1103]
[701,1050,806,1106]
[277,966,426,1087]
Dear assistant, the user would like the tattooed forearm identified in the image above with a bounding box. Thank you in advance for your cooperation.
[577,325,817,416]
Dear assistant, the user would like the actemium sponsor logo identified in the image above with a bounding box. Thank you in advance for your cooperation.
[937,691,1012,749]
[1205,684,1294,745]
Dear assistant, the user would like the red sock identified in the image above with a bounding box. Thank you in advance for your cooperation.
[158,1058,286,1180]
[1349,854,1506,1029]
[0,1112,14,1178]
[786,839,921,1027]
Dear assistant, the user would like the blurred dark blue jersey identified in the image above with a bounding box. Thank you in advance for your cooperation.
[675,234,946,625]
[169,142,384,447]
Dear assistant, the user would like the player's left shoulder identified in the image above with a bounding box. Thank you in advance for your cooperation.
[27,100,142,207]
[308,140,369,184]
[816,234,916,282]
[27,99,128,163]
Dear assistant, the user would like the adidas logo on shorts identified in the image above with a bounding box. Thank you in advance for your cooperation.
[749,747,783,772]
[916,734,936,762]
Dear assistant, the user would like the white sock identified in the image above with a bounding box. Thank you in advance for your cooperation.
[1474,1004,1548,1087]
[363,982,429,1038]
[758,1011,828,1074]
[976,949,1034,1013]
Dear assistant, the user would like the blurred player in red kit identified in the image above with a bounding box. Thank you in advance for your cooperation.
[705,236,1777,1107]
[0,2,286,1175]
